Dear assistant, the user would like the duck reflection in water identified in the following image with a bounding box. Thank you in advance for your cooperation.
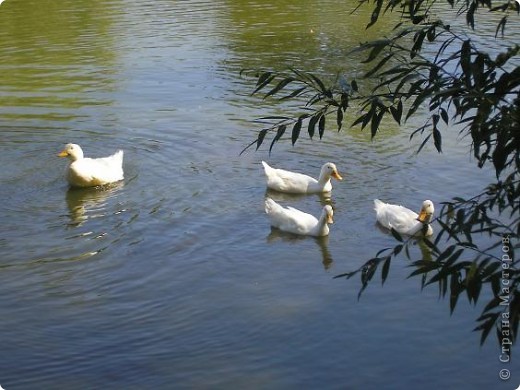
[266,227,334,270]
[65,182,124,227]
[265,188,332,204]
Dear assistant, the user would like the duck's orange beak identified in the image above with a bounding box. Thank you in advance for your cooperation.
[332,169,343,181]
[58,150,68,157]
[417,209,428,223]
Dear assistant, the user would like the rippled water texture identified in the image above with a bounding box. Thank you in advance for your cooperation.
[0,1,516,389]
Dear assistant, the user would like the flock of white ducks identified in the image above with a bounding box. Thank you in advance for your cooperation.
[57,143,434,238]
[261,160,434,238]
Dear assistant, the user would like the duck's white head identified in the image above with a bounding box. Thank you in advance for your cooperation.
[417,200,434,223]
[58,143,84,161]
[324,205,334,224]
[320,162,343,181]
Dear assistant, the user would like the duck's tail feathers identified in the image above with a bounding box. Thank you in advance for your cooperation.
[109,150,123,165]
[261,161,272,173]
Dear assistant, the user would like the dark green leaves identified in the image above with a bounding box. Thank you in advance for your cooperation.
[291,119,302,146]
[460,40,472,87]
[264,77,295,99]
[433,126,442,153]
[390,100,403,125]
[351,97,387,139]
[390,228,403,242]
[252,72,275,95]
[360,39,392,63]
[466,1,477,29]
[366,0,384,29]
[318,114,326,139]
[271,125,286,152]
[308,114,319,139]
[241,68,353,153]
[255,129,268,151]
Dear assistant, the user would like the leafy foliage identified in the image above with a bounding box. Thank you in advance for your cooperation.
[243,0,520,351]
[240,67,344,154]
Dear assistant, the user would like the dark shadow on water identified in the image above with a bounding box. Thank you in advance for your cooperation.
[266,227,333,270]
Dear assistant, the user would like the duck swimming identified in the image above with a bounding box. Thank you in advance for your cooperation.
[261,161,342,194]
[374,199,434,236]
[58,143,124,188]
[265,197,334,237]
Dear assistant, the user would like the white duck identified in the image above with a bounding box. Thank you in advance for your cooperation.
[261,161,342,194]
[265,197,334,237]
[374,199,435,236]
[58,143,124,188]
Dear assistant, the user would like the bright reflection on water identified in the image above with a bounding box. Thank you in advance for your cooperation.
[0,0,514,389]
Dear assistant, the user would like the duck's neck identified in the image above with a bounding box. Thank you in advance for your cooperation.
[313,211,330,236]
[69,151,83,162]
[317,171,331,187]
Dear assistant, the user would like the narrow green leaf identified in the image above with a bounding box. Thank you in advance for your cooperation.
[366,0,383,28]
[253,72,276,95]
[433,127,442,153]
[351,113,368,128]
[393,244,403,256]
[256,116,292,122]
[291,119,302,146]
[362,105,376,130]
[389,100,403,124]
[255,129,268,150]
[318,115,326,139]
[449,272,461,313]
[256,71,272,87]
[436,245,456,263]
[376,247,392,257]
[337,107,344,131]
[390,228,404,242]
[351,79,358,92]
[427,25,436,42]
[269,125,286,154]
[440,108,449,125]
[412,14,426,25]
[308,114,320,139]
[481,261,501,279]
[365,53,394,78]
[362,40,390,63]
[475,313,500,345]
[444,249,465,268]
[280,86,308,101]
[411,30,426,58]
[466,2,476,29]
[381,256,391,285]
[371,109,384,139]
[460,40,472,86]
[495,16,506,38]
[308,73,327,93]
[417,133,431,154]
[394,72,421,96]
[265,77,295,98]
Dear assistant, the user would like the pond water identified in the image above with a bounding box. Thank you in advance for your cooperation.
[0,1,516,389]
